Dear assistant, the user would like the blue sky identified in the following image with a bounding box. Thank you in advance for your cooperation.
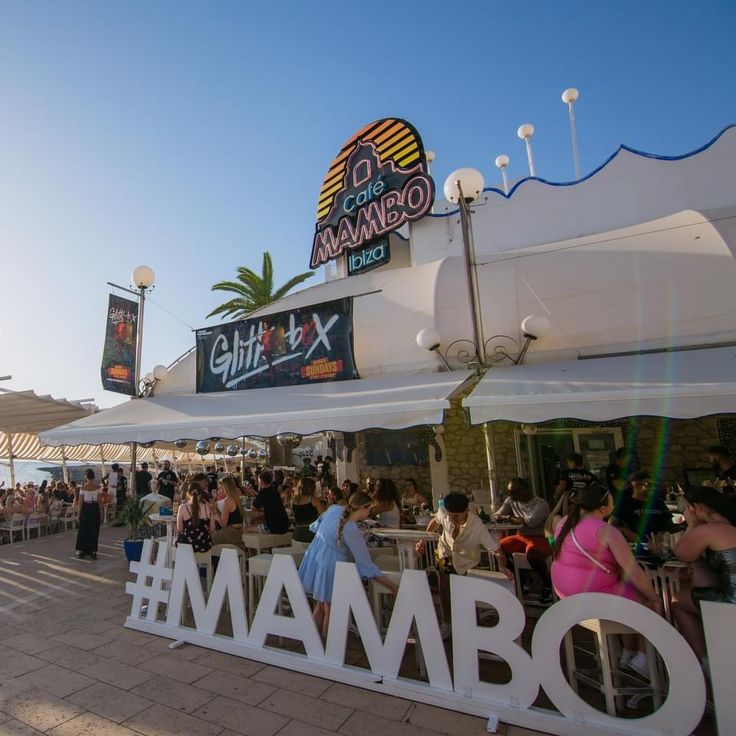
[1,1,735,407]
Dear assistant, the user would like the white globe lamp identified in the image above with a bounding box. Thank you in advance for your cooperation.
[521,314,552,339]
[152,364,168,382]
[443,168,485,204]
[416,328,441,351]
[132,265,155,289]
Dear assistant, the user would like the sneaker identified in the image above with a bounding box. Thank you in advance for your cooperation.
[539,588,554,605]
[439,623,451,641]
[628,651,650,680]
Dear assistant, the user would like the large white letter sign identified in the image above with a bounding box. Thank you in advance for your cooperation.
[450,574,537,708]
[326,564,452,690]
[532,593,705,735]
[248,554,325,660]
[701,600,736,736]
[166,544,248,641]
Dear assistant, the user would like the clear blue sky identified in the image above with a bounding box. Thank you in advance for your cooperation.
[1,1,734,408]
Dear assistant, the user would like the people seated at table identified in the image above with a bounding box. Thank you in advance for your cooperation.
[671,486,736,670]
[370,479,401,528]
[212,475,246,550]
[552,483,662,678]
[243,470,289,535]
[553,453,598,500]
[418,492,511,638]
[495,478,554,605]
[292,478,324,543]
[611,471,675,545]
[705,445,736,493]
[176,484,215,553]
[299,491,399,639]
[401,478,428,509]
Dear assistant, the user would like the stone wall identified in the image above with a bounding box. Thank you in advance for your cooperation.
[353,432,432,495]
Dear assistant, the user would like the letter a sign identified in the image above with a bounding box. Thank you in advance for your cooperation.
[310,118,435,269]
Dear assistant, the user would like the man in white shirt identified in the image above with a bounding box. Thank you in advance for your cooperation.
[417,492,511,638]
[495,477,553,604]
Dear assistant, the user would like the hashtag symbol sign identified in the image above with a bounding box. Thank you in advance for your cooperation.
[126,539,173,622]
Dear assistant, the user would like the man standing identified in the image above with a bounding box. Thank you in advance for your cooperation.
[134,463,153,498]
[495,478,553,604]
[553,453,598,499]
[205,465,219,496]
[157,460,179,503]
[605,448,631,496]
[612,471,674,543]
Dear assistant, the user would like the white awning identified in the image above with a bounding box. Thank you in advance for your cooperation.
[0,390,94,433]
[463,347,736,424]
[40,371,473,447]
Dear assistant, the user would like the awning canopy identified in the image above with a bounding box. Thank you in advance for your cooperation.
[0,390,94,433]
[463,347,736,424]
[40,371,473,447]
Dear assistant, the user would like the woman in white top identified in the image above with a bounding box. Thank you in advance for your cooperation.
[76,469,101,559]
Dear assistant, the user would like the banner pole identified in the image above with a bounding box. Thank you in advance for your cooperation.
[130,284,146,496]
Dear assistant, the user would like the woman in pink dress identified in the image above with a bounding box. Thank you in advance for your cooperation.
[552,483,661,679]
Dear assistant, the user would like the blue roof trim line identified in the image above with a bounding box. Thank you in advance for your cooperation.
[429,124,736,218]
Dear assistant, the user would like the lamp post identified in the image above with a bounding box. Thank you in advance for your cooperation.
[495,155,510,194]
[517,123,536,177]
[562,88,581,180]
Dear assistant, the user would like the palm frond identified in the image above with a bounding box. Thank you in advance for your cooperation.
[271,271,315,300]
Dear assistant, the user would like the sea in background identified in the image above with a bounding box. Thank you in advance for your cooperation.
[0,460,96,486]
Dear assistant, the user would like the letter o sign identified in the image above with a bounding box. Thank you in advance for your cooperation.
[531,593,706,734]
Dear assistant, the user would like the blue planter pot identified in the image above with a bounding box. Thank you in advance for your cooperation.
[124,539,144,562]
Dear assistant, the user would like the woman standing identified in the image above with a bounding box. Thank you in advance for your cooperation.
[292,478,323,543]
[176,485,215,552]
[299,492,398,639]
[76,469,102,559]
[672,486,736,669]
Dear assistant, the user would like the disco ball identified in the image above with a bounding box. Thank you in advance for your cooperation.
[195,441,210,456]
[225,444,239,457]
[248,449,258,459]
[257,449,267,459]
[174,439,188,449]
[276,433,301,448]
[214,442,225,453]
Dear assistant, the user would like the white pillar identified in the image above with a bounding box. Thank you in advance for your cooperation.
[6,432,16,488]
[99,446,107,476]
[61,446,69,484]
[428,426,449,507]
[483,423,501,509]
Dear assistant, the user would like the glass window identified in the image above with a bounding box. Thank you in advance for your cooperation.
[364,429,428,467]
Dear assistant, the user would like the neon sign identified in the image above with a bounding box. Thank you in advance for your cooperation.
[310,118,434,269]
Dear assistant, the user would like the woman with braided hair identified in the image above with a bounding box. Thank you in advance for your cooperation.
[299,491,399,639]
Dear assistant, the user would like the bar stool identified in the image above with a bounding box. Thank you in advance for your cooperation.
[242,531,292,555]
[211,544,247,580]
[563,618,663,715]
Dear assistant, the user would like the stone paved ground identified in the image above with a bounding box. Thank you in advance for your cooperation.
[0,525,548,736]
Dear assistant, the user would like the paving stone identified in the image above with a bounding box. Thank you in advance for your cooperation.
[17,664,96,698]
[0,719,46,735]
[193,695,288,736]
[91,639,157,666]
[193,670,275,706]
[111,629,163,647]
[251,665,332,697]
[277,721,344,736]
[3,632,63,655]
[321,683,411,721]
[37,644,103,670]
[49,712,142,736]
[124,703,224,736]
[1,650,47,678]
[261,688,352,729]
[0,676,34,709]
[130,676,216,714]
[140,653,213,684]
[2,686,84,731]
[80,657,155,690]
[338,709,432,736]
[193,650,265,677]
[51,629,114,651]
[406,702,504,735]
[505,728,547,736]
[66,682,152,723]
[145,637,207,660]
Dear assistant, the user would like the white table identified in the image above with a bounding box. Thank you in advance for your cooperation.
[149,513,177,564]
[372,528,439,570]
[485,522,523,537]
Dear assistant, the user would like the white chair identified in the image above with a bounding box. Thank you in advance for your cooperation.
[194,551,213,594]
[247,554,277,625]
[211,544,247,580]
[25,513,45,539]
[46,508,62,534]
[61,505,79,531]
[563,618,663,715]
[242,531,292,555]
[0,513,27,543]
[101,502,116,524]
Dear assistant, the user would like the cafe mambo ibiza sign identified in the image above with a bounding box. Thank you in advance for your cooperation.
[310,118,435,269]
[124,541,735,736]
[196,298,358,392]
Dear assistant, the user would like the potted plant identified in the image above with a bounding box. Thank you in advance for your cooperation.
[121,495,146,562]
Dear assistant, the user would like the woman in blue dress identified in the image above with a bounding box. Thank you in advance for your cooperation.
[299,491,399,639]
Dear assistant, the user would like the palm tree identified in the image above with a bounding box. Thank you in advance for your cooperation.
[207,251,314,320]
